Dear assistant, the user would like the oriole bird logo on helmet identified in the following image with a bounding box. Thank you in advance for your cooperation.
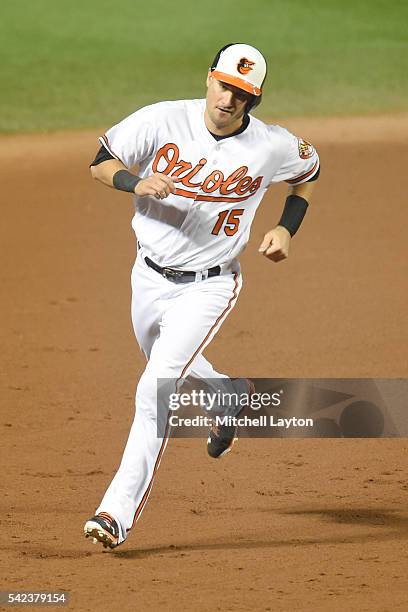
[237,58,255,75]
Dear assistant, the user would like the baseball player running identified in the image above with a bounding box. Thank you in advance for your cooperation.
[84,43,320,549]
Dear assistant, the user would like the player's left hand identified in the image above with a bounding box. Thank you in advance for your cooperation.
[258,226,291,262]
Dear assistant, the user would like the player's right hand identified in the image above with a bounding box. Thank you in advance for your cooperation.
[134,173,176,199]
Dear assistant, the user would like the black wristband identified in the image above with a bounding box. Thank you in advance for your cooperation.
[278,195,309,237]
[112,170,142,193]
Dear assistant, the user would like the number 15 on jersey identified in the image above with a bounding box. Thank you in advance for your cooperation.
[211,209,244,236]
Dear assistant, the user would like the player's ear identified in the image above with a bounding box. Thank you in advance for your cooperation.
[206,71,212,87]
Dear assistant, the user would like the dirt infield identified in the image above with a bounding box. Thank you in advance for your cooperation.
[1,115,408,611]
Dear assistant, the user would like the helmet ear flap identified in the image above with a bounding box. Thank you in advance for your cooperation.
[246,93,262,113]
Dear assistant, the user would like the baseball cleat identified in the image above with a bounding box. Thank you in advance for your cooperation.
[207,422,238,458]
[207,378,255,459]
[84,512,119,549]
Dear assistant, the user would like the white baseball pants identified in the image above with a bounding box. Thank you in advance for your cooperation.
[96,252,242,543]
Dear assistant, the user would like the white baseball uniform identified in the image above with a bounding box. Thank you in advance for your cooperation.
[95,98,319,543]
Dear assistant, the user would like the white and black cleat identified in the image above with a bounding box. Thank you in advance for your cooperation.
[84,512,119,549]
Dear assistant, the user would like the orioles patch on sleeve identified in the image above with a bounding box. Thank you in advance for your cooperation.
[297,138,315,160]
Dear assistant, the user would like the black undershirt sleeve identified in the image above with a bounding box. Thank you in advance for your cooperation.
[306,165,320,182]
[90,144,116,167]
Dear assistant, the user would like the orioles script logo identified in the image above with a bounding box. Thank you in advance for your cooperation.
[152,143,263,203]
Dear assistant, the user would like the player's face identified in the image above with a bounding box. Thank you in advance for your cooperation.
[205,75,250,135]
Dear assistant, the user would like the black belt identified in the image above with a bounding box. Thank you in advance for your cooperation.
[144,256,221,283]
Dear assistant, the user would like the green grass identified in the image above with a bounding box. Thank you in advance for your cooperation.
[0,0,407,132]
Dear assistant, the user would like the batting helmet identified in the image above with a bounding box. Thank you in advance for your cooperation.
[210,43,267,112]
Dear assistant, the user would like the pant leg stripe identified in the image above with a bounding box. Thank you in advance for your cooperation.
[129,416,171,531]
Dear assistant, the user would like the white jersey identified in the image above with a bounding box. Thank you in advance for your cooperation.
[100,99,319,270]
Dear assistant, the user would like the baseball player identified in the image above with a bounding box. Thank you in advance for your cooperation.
[84,43,320,549]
